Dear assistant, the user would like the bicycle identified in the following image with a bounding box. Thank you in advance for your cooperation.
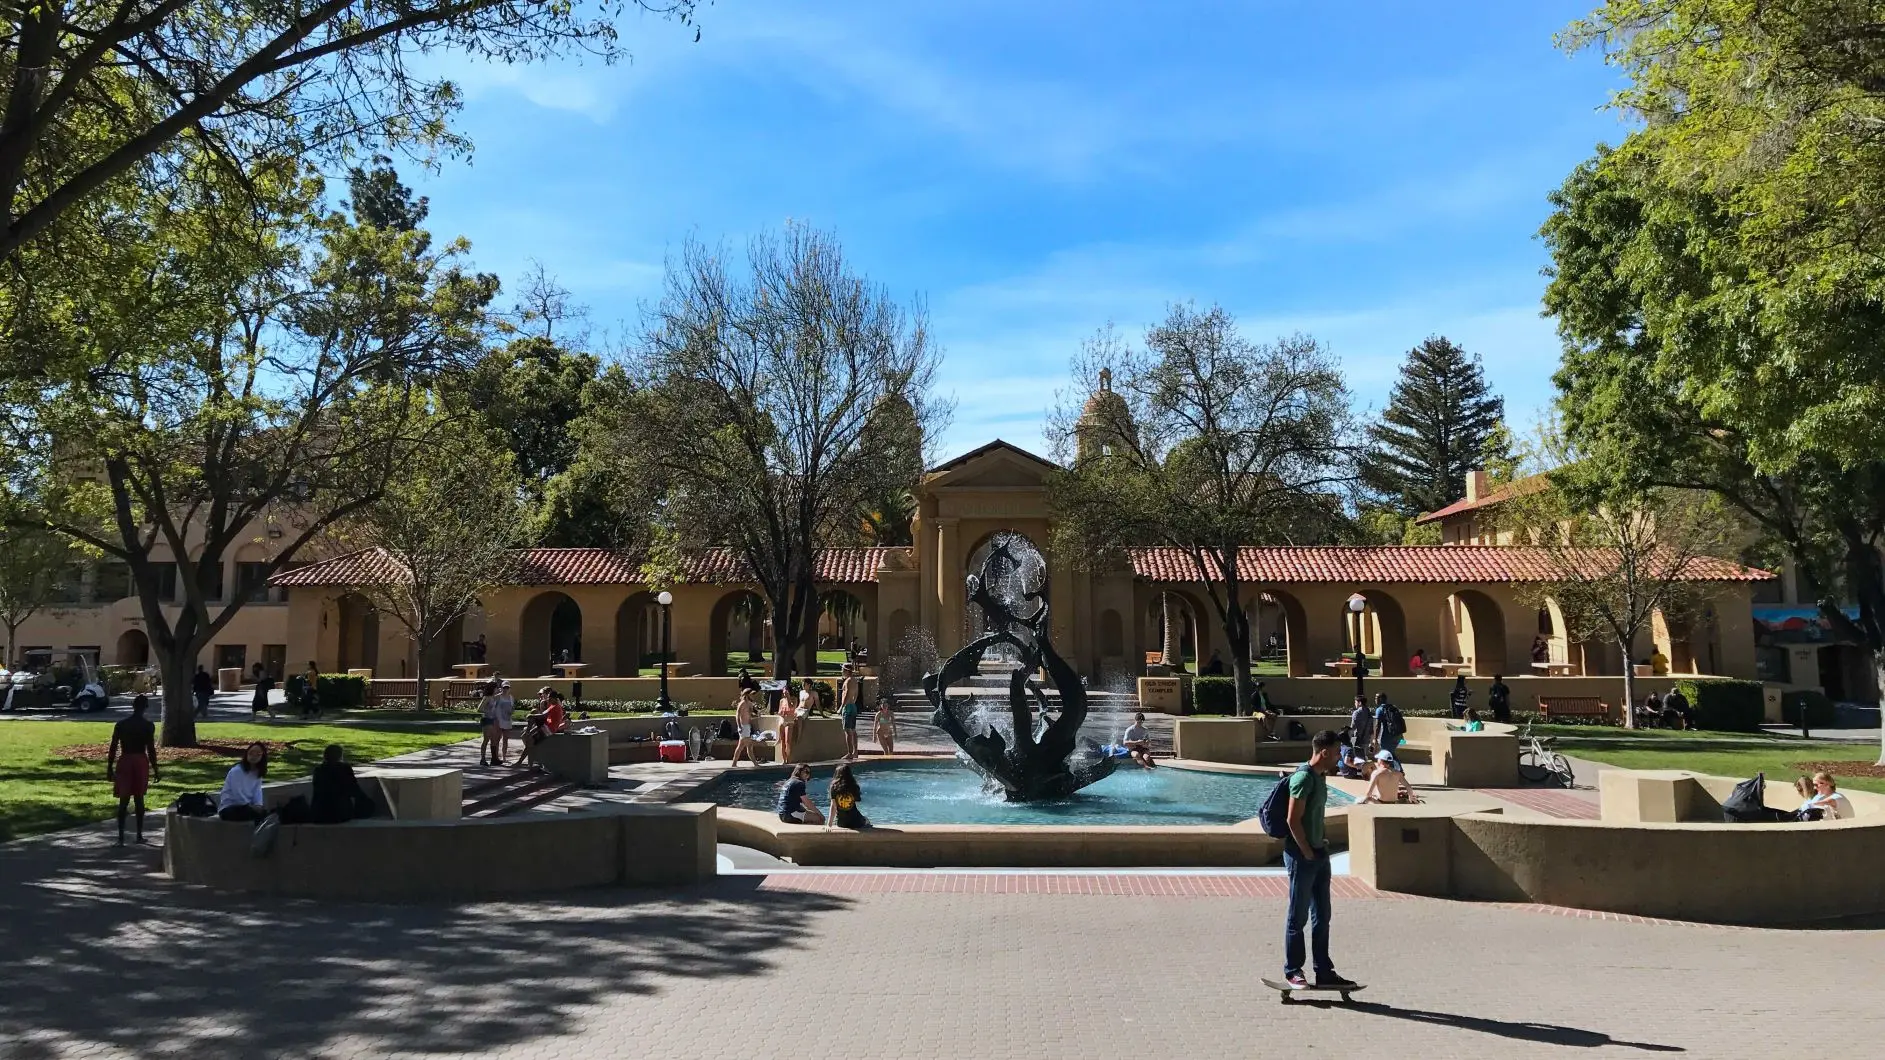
[1517,720,1575,788]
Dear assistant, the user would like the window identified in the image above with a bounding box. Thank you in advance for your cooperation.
[93,563,133,602]
[48,565,84,604]
[215,644,247,672]
[68,646,100,667]
[148,562,179,602]
[189,562,224,603]
[236,562,274,603]
[261,644,287,679]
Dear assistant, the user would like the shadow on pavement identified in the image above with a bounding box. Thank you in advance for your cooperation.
[0,824,850,1059]
[1288,1000,1685,1052]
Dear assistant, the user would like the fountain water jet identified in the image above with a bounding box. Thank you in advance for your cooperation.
[922,532,1117,801]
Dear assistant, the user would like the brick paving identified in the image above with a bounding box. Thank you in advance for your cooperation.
[4,823,1882,1060]
[1475,786,1602,820]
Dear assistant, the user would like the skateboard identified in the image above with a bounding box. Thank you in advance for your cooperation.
[1260,978,1367,1004]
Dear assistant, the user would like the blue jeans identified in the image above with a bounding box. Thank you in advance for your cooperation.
[1283,841,1333,979]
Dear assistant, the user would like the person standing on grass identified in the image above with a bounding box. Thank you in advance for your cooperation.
[191,664,214,718]
[106,696,160,845]
[838,664,862,761]
[301,661,321,718]
[251,664,276,718]
[1282,730,1357,991]
[1488,675,1511,724]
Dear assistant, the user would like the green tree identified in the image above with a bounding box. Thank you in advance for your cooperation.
[1358,336,1509,516]
[1541,145,1885,759]
[1050,306,1355,714]
[7,156,495,745]
[0,1,699,265]
[0,512,89,667]
[1494,429,1736,729]
[339,413,531,711]
[607,225,941,678]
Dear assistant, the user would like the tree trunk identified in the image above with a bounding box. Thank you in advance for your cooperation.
[158,648,200,747]
[1159,593,1176,666]
[1875,647,1885,767]
[416,644,429,713]
[3,619,18,669]
[1619,637,1638,731]
[1227,607,1253,718]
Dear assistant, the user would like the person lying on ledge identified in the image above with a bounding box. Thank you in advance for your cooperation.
[310,744,377,824]
[1359,751,1419,804]
[776,763,825,825]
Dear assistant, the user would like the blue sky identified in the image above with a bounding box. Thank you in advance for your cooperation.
[411,0,1629,462]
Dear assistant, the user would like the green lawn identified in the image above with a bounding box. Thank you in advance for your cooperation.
[0,721,471,843]
[1539,726,1885,796]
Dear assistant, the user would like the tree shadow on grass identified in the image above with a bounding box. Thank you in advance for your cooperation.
[0,824,850,1059]
[1286,998,1683,1051]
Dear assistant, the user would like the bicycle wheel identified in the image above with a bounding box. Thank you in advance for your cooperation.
[1517,751,1549,783]
[1547,753,1575,788]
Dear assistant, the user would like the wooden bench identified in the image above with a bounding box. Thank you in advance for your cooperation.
[442,683,484,707]
[1537,695,1613,724]
[366,680,417,706]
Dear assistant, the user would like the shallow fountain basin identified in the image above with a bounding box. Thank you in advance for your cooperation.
[683,759,1353,868]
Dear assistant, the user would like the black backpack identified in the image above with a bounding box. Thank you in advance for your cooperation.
[172,792,218,817]
[1259,767,1308,838]
[1381,702,1406,735]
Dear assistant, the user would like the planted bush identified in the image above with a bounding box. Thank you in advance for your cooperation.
[315,673,367,711]
[1672,678,1764,732]
[1190,676,1235,715]
[1781,689,1837,728]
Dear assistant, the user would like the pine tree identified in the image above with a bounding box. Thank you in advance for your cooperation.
[1359,336,1509,515]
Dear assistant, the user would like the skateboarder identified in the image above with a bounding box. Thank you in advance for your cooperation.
[1282,730,1359,991]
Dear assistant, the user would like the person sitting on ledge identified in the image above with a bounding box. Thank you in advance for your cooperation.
[825,762,870,830]
[1807,772,1856,821]
[1409,648,1428,674]
[776,763,825,825]
[310,744,377,824]
[1660,688,1693,730]
[217,742,270,822]
[1360,751,1419,805]
[515,688,568,769]
[1447,708,1484,733]
[1121,712,1157,768]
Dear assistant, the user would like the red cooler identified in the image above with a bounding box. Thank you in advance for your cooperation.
[658,740,687,764]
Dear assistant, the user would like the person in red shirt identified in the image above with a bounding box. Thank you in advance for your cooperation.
[515,688,569,768]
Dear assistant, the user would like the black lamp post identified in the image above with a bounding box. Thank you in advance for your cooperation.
[1346,592,1368,700]
[656,590,674,713]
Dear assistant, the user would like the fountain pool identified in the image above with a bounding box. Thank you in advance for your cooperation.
[697,760,1351,827]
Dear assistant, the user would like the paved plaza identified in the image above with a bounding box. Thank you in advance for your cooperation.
[2,815,1879,1060]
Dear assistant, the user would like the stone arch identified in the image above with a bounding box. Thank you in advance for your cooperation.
[614,591,659,676]
[115,627,150,668]
[709,589,768,677]
[1353,590,1410,676]
[818,588,870,665]
[1450,589,1508,676]
[1146,589,1212,672]
[1252,588,1312,677]
[336,593,379,673]
[1098,608,1125,657]
[520,591,582,675]
[964,529,1048,643]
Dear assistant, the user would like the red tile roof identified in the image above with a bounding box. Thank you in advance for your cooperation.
[1127,545,1772,584]
[272,547,905,588]
[1412,475,1546,525]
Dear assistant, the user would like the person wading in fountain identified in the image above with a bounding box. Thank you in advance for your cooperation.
[1282,730,1358,991]
[838,664,862,761]
[106,695,161,844]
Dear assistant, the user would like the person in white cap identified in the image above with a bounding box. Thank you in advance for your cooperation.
[1359,749,1419,804]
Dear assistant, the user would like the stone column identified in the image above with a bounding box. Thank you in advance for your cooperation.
[936,518,960,656]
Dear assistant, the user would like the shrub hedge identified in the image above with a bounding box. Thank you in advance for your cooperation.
[1190,676,1236,714]
[315,673,367,711]
[1671,678,1764,732]
[1780,689,1838,728]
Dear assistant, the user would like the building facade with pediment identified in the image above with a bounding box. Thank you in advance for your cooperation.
[275,437,1770,693]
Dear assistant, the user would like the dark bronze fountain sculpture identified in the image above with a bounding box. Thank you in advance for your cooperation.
[923,532,1117,801]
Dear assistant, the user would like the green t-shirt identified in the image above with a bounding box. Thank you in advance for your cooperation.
[1287,767,1327,850]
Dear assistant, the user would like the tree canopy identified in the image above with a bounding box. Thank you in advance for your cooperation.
[1358,335,1508,518]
